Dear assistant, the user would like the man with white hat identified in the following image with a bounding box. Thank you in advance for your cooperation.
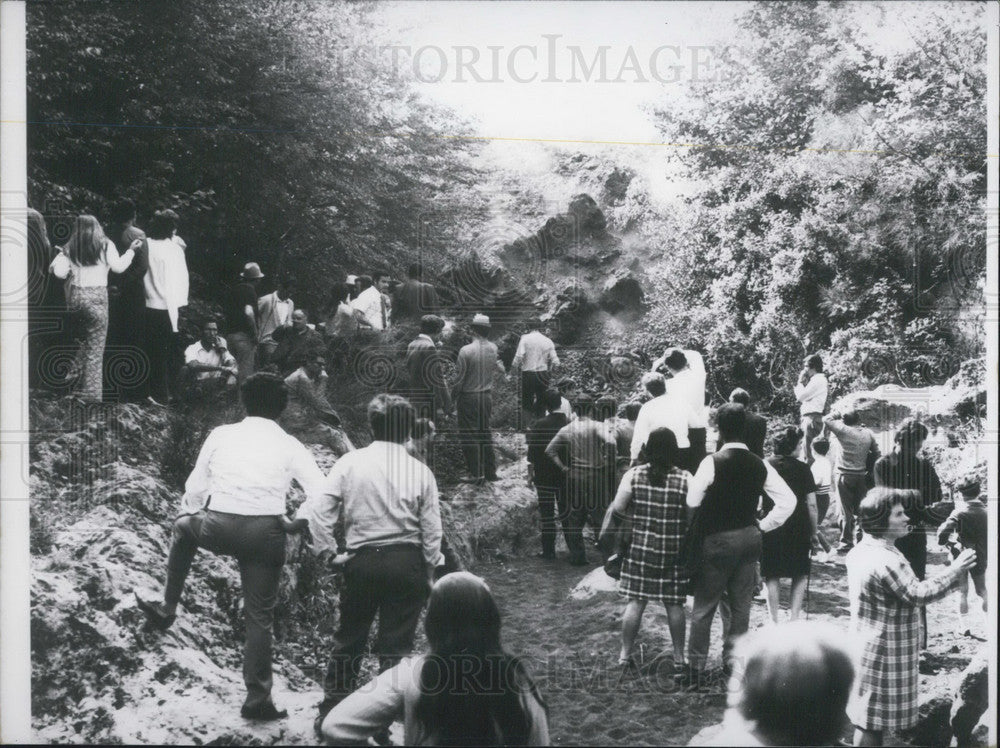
[226,262,264,384]
[449,314,506,483]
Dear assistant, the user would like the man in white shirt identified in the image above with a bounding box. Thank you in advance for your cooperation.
[793,353,829,465]
[352,272,391,331]
[135,373,324,721]
[629,373,695,464]
[180,318,237,397]
[680,403,796,687]
[660,348,709,473]
[508,317,560,428]
[299,394,442,729]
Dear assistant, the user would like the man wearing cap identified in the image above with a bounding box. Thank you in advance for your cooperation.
[509,317,560,428]
[226,263,264,384]
[450,314,506,483]
[405,314,452,421]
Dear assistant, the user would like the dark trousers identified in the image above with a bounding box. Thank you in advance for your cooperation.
[520,370,550,423]
[104,291,147,401]
[535,479,571,556]
[565,469,612,561]
[688,526,762,670]
[838,473,869,545]
[801,412,824,465]
[143,308,176,403]
[165,511,286,711]
[321,545,428,714]
[456,391,496,479]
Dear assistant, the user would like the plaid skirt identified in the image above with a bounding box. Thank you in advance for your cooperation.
[619,554,688,604]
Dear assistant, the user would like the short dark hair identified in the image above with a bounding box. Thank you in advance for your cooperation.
[541,388,562,413]
[624,401,642,421]
[771,425,804,457]
[717,403,747,444]
[201,317,219,331]
[241,373,288,420]
[812,438,830,456]
[368,394,415,443]
[664,349,688,371]
[573,394,595,418]
[729,388,752,406]
[894,419,928,450]
[420,314,445,335]
[330,281,351,304]
[526,317,543,330]
[147,209,179,240]
[644,376,666,398]
[805,354,823,373]
[842,409,860,426]
[858,487,914,537]
[470,323,490,338]
[373,271,390,284]
[109,197,136,225]
[595,396,617,421]
[407,262,423,279]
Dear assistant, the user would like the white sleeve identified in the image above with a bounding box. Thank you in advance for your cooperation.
[50,252,71,280]
[686,456,715,508]
[759,462,797,532]
[180,429,217,515]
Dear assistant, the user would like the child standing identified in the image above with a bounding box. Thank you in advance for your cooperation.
[937,476,988,633]
[810,438,834,557]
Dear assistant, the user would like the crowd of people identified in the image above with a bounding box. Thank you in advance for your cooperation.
[26,206,989,746]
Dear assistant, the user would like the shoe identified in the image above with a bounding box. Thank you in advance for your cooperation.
[240,701,288,721]
[135,593,176,630]
[568,556,589,567]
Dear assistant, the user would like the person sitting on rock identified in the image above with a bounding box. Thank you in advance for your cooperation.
[179,318,238,399]
[280,353,354,457]
[135,373,324,722]
[269,308,325,376]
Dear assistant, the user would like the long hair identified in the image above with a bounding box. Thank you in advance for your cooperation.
[415,573,546,746]
[644,427,679,487]
[771,425,803,457]
[64,215,107,267]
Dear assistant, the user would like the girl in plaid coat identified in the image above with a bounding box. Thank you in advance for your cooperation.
[846,487,976,746]
[607,427,690,669]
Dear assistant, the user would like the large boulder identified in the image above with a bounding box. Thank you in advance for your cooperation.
[599,273,645,315]
[951,651,989,746]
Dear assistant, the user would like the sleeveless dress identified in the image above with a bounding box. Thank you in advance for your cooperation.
[619,465,690,604]
[760,455,816,578]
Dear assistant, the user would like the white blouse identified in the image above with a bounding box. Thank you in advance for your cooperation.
[49,240,134,288]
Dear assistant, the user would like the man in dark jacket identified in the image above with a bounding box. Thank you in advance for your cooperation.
[392,262,440,324]
[405,314,452,420]
[526,389,570,560]
[270,308,324,376]
[718,388,767,458]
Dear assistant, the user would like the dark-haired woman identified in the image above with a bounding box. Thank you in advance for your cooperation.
[49,215,139,400]
[761,426,818,622]
[105,198,149,401]
[322,572,549,746]
[604,427,689,668]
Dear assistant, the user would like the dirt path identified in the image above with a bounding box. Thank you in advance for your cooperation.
[469,531,986,746]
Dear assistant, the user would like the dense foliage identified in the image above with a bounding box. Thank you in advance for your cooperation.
[27,0,483,312]
[646,1,987,413]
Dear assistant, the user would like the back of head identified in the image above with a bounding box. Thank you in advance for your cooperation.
[573,394,595,418]
[729,387,751,407]
[417,572,539,747]
[894,418,928,451]
[147,209,179,240]
[109,197,136,225]
[595,395,617,421]
[556,377,577,394]
[330,281,350,305]
[812,437,830,457]
[541,388,562,414]
[356,274,373,292]
[806,353,824,373]
[644,427,679,487]
[842,408,860,426]
[368,394,415,443]
[716,403,746,444]
[624,401,642,422]
[732,621,854,746]
[420,314,445,335]
[771,425,803,457]
[408,261,423,280]
[241,372,288,419]
[642,372,666,398]
[65,214,107,266]
[663,348,688,372]
[526,316,543,331]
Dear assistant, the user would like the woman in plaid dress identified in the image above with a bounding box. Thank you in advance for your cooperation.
[847,487,976,746]
[608,427,689,668]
